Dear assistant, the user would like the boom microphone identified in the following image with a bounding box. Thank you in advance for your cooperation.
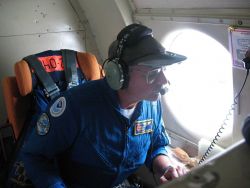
[242,116,250,145]
[160,86,168,95]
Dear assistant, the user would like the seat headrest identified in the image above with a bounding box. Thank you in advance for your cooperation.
[15,60,32,96]
[15,51,102,96]
[76,52,102,80]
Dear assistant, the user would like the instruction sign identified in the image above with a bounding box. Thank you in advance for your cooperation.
[229,27,250,69]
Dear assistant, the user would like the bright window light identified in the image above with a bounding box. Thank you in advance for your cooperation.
[162,29,233,140]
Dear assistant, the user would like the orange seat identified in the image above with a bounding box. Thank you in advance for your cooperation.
[2,77,32,140]
[2,51,103,140]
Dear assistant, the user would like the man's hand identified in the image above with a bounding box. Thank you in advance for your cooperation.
[159,165,188,183]
[153,154,189,184]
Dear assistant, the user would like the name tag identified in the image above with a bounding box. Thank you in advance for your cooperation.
[134,119,153,135]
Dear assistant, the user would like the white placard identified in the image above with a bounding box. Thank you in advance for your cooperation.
[229,27,250,70]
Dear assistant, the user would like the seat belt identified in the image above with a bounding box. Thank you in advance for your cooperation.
[61,49,79,89]
[24,55,60,99]
[24,50,79,99]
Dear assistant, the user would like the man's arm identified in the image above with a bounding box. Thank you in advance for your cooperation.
[153,154,188,184]
[146,100,188,184]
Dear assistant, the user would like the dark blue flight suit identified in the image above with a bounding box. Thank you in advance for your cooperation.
[21,79,170,188]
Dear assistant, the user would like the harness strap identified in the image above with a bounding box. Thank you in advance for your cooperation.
[61,49,79,89]
[24,55,60,99]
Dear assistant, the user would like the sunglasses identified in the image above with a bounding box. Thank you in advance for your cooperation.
[132,66,169,85]
[146,67,167,84]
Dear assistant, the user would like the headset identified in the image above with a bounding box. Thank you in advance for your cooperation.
[103,24,153,90]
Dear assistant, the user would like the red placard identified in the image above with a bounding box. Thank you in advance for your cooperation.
[38,55,64,72]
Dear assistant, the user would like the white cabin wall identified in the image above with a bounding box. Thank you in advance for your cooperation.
[0,0,100,123]
[76,0,133,61]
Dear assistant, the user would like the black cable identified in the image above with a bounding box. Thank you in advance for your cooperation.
[199,62,250,165]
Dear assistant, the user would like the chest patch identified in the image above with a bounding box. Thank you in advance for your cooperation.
[36,113,50,135]
[134,119,153,135]
[50,96,66,117]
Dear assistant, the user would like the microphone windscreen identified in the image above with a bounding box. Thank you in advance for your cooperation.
[160,88,166,95]
[242,116,250,145]
[160,86,168,95]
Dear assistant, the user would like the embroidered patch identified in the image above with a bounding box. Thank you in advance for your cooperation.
[134,119,153,135]
[36,113,50,136]
[50,97,66,117]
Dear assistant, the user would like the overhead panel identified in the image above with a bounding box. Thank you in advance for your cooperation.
[131,0,250,25]
[133,0,250,9]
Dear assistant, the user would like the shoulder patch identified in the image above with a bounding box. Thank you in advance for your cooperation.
[50,96,66,117]
[36,113,50,136]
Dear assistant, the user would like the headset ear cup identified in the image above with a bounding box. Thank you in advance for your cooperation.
[104,59,124,90]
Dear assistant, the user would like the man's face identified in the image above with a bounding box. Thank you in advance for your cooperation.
[127,65,169,101]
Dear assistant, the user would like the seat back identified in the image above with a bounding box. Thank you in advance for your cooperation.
[2,50,103,140]
[2,77,32,140]
[1,50,103,187]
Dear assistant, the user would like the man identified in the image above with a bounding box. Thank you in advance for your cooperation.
[21,23,187,188]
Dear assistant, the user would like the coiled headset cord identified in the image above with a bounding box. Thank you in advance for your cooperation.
[199,58,250,165]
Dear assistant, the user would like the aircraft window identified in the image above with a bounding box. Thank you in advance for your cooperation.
[162,29,233,141]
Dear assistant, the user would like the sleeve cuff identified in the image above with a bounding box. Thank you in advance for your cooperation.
[145,146,168,170]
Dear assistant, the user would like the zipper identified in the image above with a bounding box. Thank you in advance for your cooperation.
[114,120,129,185]
[120,122,128,168]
